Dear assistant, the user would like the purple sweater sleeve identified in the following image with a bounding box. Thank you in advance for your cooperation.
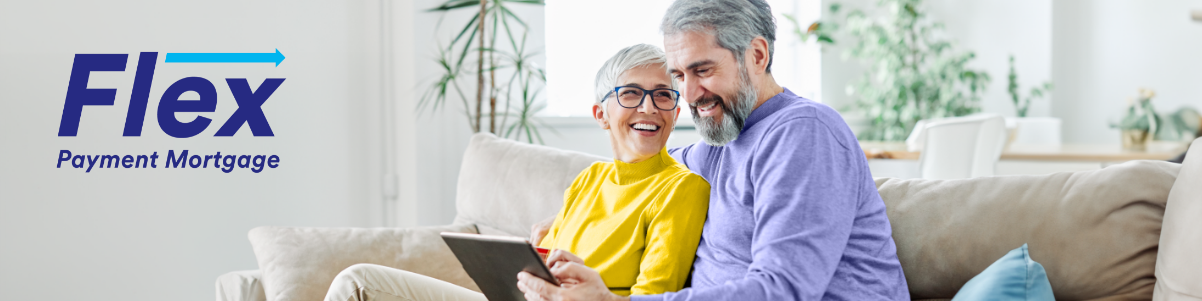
[634,118,861,301]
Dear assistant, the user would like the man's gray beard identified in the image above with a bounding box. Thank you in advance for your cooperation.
[692,66,758,146]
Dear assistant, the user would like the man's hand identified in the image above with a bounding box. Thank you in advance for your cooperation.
[530,216,555,246]
[517,259,629,301]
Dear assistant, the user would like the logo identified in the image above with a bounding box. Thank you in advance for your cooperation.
[58,50,285,138]
[55,50,287,173]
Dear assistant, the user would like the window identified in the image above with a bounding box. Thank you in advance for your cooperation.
[544,0,823,117]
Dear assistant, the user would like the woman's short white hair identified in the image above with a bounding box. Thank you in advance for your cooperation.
[593,44,675,107]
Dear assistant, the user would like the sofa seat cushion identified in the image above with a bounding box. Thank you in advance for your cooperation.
[876,160,1180,300]
[1154,138,1202,300]
[248,224,478,301]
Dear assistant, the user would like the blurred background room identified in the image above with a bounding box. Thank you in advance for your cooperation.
[1,1,1199,300]
[416,0,1202,204]
[411,0,1202,227]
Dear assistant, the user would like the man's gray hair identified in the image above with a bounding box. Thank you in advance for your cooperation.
[594,44,673,105]
[661,0,776,73]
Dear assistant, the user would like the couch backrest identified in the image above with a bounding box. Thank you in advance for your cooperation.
[876,160,1180,300]
[452,133,607,237]
[451,133,1183,300]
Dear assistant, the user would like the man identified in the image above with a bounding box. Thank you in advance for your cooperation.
[517,0,909,300]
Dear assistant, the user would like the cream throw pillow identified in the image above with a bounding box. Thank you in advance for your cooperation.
[1154,138,1202,300]
[452,133,605,237]
[248,225,479,301]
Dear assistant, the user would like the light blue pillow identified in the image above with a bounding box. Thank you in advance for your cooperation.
[951,244,1055,301]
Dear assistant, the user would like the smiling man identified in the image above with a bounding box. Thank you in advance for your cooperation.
[517,0,909,300]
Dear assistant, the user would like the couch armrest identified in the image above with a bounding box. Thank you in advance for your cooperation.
[216,270,266,301]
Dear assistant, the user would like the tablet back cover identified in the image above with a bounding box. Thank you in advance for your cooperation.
[441,233,557,301]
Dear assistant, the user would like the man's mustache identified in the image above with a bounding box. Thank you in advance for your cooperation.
[689,94,728,117]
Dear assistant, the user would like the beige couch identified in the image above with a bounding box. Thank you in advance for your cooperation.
[217,133,1202,301]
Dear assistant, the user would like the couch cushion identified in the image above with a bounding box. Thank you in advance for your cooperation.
[951,244,1054,301]
[876,160,1180,300]
[453,133,607,237]
[248,225,478,301]
[1154,138,1202,300]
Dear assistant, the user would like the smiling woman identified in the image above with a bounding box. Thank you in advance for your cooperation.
[533,44,710,296]
[590,44,682,163]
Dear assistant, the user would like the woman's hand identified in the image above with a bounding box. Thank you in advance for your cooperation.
[517,254,629,301]
[530,215,555,246]
[545,248,586,269]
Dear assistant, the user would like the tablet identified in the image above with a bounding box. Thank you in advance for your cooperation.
[440,232,560,301]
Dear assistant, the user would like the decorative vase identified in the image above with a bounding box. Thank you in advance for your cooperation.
[1121,129,1150,151]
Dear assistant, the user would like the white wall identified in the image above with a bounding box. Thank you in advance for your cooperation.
[1052,0,1202,144]
[543,0,676,117]
[927,0,1054,118]
[0,1,418,300]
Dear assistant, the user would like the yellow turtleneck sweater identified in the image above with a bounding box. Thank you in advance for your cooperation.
[538,148,710,296]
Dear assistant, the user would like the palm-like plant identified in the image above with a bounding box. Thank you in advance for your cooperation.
[420,0,551,143]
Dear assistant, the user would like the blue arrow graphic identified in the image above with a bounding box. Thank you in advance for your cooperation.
[164,49,286,67]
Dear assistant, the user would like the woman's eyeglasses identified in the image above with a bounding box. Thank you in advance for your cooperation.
[602,86,681,111]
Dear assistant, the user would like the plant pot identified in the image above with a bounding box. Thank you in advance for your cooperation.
[1121,129,1150,151]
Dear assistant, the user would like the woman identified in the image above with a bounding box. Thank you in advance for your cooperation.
[324,44,709,301]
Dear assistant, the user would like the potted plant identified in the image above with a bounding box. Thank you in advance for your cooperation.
[1005,55,1057,147]
[789,0,991,141]
[421,0,551,144]
[1111,88,1161,151]
[1156,107,1202,142]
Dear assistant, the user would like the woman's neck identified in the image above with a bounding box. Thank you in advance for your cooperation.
[613,150,655,164]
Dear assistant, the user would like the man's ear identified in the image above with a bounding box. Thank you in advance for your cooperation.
[746,36,771,75]
[592,103,609,130]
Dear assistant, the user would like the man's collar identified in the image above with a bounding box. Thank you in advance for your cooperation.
[742,87,795,132]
